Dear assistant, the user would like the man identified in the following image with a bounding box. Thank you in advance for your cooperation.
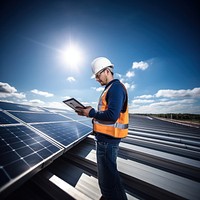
[76,57,129,200]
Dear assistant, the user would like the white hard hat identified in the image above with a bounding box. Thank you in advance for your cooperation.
[91,57,114,75]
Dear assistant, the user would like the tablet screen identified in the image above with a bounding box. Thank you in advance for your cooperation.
[63,98,86,110]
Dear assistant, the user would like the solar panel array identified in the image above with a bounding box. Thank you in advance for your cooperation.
[0,101,92,198]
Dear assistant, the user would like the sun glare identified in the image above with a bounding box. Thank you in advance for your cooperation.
[60,43,83,68]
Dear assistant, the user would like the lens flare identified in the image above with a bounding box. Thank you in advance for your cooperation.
[60,43,83,68]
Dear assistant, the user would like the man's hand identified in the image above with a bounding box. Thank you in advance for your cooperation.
[75,106,92,117]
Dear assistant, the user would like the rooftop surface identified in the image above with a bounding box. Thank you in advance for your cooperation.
[0,102,200,200]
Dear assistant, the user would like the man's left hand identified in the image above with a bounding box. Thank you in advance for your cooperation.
[75,106,92,117]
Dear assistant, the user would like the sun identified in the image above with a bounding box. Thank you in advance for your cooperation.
[60,43,83,68]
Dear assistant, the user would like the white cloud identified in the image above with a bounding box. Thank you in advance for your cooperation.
[116,73,122,78]
[123,82,135,90]
[31,89,54,97]
[0,82,26,99]
[27,100,67,110]
[63,96,71,100]
[67,76,76,82]
[0,82,17,93]
[91,87,104,92]
[0,92,26,99]
[132,61,149,70]
[135,95,154,99]
[29,99,45,105]
[149,99,195,107]
[129,99,199,114]
[126,71,135,78]
[132,99,154,104]
[45,101,67,109]
[96,87,104,92]
[12,93,26,99]
[130,87,200,114]
[120,79,135,90]
[155,87,200,98]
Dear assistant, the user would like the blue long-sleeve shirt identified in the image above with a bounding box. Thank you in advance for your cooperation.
[89,79,127,121]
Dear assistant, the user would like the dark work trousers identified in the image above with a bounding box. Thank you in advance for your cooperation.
[95,140,127,200]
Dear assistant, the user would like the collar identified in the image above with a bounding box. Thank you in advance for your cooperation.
[105,79,119,90]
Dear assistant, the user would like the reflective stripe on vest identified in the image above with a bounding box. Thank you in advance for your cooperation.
[94,120,128,129]
[93,82,129,138]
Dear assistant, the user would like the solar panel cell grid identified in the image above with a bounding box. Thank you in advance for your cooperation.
[0,125,62,190]
[32,121,92,147]
[0,170,9,189]
[0,111,19,124]
[5,159,30,179]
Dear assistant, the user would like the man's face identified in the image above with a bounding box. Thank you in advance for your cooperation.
[95,68,107,86]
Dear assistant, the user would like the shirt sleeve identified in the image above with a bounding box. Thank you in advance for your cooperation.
[89,82,126,122]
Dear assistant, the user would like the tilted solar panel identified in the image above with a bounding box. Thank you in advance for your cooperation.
[53,111,93,126]
[0,125,63,198]
[57,112,87,120]
[0,101,92,198]
[9,111,71,123]
[78,119,93,126]
[0,102,46,112]
[0,111,19,124]
[32,121,92,149]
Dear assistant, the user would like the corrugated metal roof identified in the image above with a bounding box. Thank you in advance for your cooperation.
[3,114,200,200]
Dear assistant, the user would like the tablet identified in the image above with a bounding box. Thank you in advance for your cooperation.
[63,98,86,111]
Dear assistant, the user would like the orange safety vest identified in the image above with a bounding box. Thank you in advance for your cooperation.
[93,83,129,138]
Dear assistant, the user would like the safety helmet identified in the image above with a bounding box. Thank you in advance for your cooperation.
[91,57,114,75]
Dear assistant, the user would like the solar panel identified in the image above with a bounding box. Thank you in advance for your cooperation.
[9,111,71,123]
[0,111,19,124]
[0,101,92,197]
[0,101,46,112]
[0,125,63,197]
[55,111,93,126]
[59,112,89,120]
[32,121,92,148]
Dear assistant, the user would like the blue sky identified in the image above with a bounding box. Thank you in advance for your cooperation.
[0,0,200,114]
